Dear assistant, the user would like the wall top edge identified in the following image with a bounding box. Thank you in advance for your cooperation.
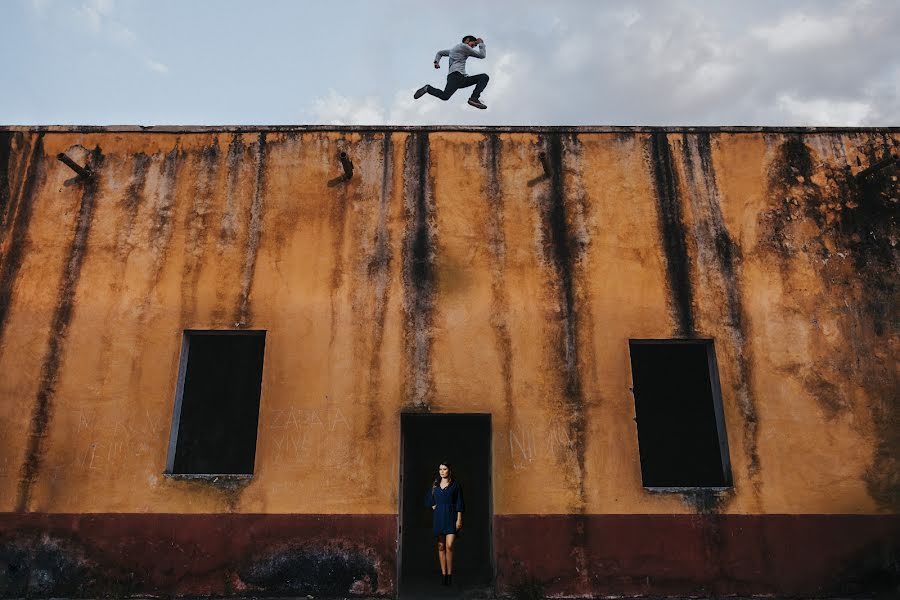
[1,125,899,134]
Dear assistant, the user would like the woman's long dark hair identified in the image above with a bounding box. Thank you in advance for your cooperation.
[432,462,453,488]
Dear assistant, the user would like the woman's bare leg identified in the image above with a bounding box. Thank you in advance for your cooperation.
[437,536,447,574]
[444,534,456,575]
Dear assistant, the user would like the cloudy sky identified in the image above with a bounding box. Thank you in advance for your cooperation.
[2,0,898,126]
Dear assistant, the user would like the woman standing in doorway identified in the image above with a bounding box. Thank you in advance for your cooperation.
[425,462,465,586]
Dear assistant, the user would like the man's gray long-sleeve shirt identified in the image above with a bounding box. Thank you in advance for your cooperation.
[435,42,486,76]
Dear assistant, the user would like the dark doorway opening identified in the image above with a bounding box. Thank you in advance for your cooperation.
[629,339,732,488]
[166,330,266,475]
[399,413,493,597]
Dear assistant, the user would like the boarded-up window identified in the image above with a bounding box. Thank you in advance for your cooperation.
[167,331,266,475]
[629,340,732,488]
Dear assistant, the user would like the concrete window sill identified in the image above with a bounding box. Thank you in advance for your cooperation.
[644,486,733,492]
[163,473,253,481]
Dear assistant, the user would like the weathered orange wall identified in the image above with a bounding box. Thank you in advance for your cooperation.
[0,127,898,597]
[0,127,896,518]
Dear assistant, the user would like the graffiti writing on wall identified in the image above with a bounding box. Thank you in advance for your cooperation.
[508,421,580,470]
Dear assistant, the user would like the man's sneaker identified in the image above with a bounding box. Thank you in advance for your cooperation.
[468,98,487,109]
[414,85,430,99]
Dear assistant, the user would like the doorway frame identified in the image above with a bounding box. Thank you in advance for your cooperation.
[396,412,495,597]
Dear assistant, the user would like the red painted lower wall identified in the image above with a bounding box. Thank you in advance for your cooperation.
[494,514,900,597]
[0,513,397,597]
[1,513,897,597]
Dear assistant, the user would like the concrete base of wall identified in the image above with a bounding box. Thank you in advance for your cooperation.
[0,513,897,598]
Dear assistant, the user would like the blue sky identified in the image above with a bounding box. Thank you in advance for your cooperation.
[2,0,898,125]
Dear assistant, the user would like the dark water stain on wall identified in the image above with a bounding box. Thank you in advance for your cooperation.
[328,136,353,353]
[0,534,129,598]
[839,135,899,510]
[678,488,731,515]
[114,152,151,259]
[0,134,44,349]
[239,543,379,596]
[144,143,182,295]
[401,133,435,409]
[180,141,220,324]
[219,134,245,251]
[535,134,590,589]
[0,132,12,234]
[538,134,588,503]
[560,134,599,406]
[648,132,695,337]
[211,135,247,324]
[80,151,155,510]
[169,475,250,512]
[482,134,515,422]
[681,133,761,489]
[365,133,394,445]
[2,134,32,242]
[234,132,267,328]
[125,142,183,409]
[15,146,104,513]
[0,134,37,243]
[761,134,899,509]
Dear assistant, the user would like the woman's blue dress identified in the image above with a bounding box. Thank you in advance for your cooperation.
[425,480,465,536]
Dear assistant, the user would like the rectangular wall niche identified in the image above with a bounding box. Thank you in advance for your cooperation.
[166,331,266,475]
[628,340,732,488]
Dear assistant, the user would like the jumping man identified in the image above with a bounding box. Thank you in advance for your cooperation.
[414,35,489,109]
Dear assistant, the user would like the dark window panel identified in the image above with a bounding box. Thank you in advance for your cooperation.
[629,340,731,488]
[170,331,266,475]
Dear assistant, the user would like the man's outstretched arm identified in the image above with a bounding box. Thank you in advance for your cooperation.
[434,49,450,68]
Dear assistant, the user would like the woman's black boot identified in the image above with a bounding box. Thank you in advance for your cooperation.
[447,573,453,586]
[441,573,448,586]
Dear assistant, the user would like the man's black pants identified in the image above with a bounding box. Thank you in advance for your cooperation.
[427,71,490,101]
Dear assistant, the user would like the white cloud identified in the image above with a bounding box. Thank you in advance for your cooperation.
[73,3,103,33]
[752,13,852,52]
[145,59,169,74]
[311,89,386,125]
[29,0,51,16]
[776,94,873,125]
[44,0,169,77]
[309,50,524,127]
[109,22,138,46]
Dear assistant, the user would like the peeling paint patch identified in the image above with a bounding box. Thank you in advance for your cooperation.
[401,133,435,409]
[0,134,44,348]
[234,132,267,328]
[648,132,695,337]
[681,133,760,490]
[239,542,379,596]
[16,146,104,512]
